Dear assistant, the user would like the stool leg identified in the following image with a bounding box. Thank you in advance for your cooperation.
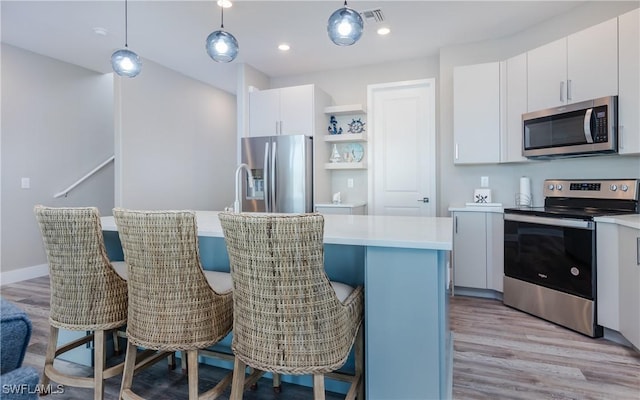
[112,329,121,355]
[187,350,199,400]
[230,357,247,400]
[94,330,105,400]
[313,374,326,400]
[273,373,281,393]
[355,327,364,400]
[119,341,137,399]
[40,325,59,395]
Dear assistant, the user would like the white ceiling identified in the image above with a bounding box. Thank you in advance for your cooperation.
[1,1,588,94]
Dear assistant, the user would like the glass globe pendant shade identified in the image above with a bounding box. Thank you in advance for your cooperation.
[111,48,142,78]
[206,30,239,63]
[327,6,363,46]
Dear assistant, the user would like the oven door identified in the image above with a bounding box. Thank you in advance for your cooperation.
[504,213,595,299]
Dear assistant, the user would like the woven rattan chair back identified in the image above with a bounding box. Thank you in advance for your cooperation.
[113,209,232,351]
[35,206,127,330]
[34,205,128,400]
[219,212,363,375]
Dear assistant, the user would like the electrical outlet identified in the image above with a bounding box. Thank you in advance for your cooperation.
[480,176,489,188]
[347,178,354,188]
[21,177,30,189]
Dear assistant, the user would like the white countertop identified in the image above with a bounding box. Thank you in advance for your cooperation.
[315,202,366,208]
[594,214,640,230]
[101,211,452,251]
[448,203,505,213]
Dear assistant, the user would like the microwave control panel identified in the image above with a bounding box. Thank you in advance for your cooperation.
[592,106,608,143]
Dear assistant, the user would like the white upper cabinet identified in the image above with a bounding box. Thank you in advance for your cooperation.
[501,53,528,163]
[453,62,501,164]
[527,17,618,112]
[618,8,640,155]
[527,38,567,111]
[249,84,315,137]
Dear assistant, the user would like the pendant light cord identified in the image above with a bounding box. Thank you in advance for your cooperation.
[124,0,129,48]
[220,6,225,29]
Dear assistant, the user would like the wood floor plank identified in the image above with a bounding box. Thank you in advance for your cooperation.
[2,277,639,399]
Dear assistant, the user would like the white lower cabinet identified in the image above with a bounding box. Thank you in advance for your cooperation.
[452,210,503,292]
[618,225,640,349]
[597,220,640,349]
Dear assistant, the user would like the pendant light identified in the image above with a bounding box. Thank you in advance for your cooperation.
[111,0,142,77]
[206,3,239,63]
[327,0,364,46]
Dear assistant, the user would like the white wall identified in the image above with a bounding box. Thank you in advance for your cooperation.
[271,57,440,205]
[115,58,237,211]
[261,2,640,214]
[437,1,640,216]
[1,44,115,274]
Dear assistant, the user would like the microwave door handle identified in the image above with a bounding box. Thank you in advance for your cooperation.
[583,108,594,144]
[264,142,270,212]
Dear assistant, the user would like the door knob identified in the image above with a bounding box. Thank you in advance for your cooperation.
[417,197,429,203]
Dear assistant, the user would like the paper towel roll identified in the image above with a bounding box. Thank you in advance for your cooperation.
[517,177,532,206]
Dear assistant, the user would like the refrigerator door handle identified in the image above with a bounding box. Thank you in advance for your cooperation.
[263,142,270,212]
[271,141,277,212]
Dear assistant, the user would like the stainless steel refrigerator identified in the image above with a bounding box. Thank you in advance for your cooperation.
[241,135,313,213]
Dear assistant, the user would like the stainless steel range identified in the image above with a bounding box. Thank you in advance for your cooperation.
[503,179,639,337]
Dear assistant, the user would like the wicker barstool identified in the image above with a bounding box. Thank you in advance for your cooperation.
[113,209,234,400]
[34,205,129,400]
[218,212,364,400]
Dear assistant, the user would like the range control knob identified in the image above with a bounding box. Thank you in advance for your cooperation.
[610,184,618,191]
[548,184,555,190]
[621,184,629,192]
[556,184,563,191]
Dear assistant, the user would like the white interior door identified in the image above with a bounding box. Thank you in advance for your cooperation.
[368,79,436,216]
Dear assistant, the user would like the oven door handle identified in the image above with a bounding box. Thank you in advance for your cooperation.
[504,213,594,230]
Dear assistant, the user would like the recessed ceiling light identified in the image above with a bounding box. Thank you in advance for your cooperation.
[377,27,391,36]
[93,27,108,36]
[278,43,291,51]
[217,0,232,8]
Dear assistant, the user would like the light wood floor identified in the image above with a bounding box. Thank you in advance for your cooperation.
[2,276,639,399]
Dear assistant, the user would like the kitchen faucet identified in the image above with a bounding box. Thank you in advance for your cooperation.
[234,163,254,213]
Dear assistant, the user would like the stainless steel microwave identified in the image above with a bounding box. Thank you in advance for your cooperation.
[522,96,617,158]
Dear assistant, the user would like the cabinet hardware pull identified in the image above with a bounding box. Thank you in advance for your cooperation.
[567,79,572,101]
[636,237,640,265]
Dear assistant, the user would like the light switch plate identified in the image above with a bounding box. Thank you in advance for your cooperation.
[21,177,30,189]
[480,176,489,187]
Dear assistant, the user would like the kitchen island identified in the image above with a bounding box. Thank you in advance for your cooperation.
[101,211,453,400]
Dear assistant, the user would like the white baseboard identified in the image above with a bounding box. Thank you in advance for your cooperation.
[1,264,49,285]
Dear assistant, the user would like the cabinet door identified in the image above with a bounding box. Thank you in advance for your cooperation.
[596,223,620,330]
[502,53,528,163]
[486,212,504,293]
[618,8,640,155]
[567,17,618,104]
[453,62,500,164]
[453,212,487,289]
[527,38,567,111]
[618,225,640,349]
[249,89,280,137]
[279,85,314,135]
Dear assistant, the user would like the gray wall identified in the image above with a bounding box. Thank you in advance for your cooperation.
[1,44,115,273]
[115,58,237,210]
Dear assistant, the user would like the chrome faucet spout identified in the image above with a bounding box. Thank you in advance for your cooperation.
[234,163,254,213]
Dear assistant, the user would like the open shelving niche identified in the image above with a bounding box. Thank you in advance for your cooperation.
[323,104,367,170]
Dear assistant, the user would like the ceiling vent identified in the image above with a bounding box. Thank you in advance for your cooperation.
[361,8,385,24]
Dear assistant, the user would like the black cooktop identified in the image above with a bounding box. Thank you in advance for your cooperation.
[503,206,634,220]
